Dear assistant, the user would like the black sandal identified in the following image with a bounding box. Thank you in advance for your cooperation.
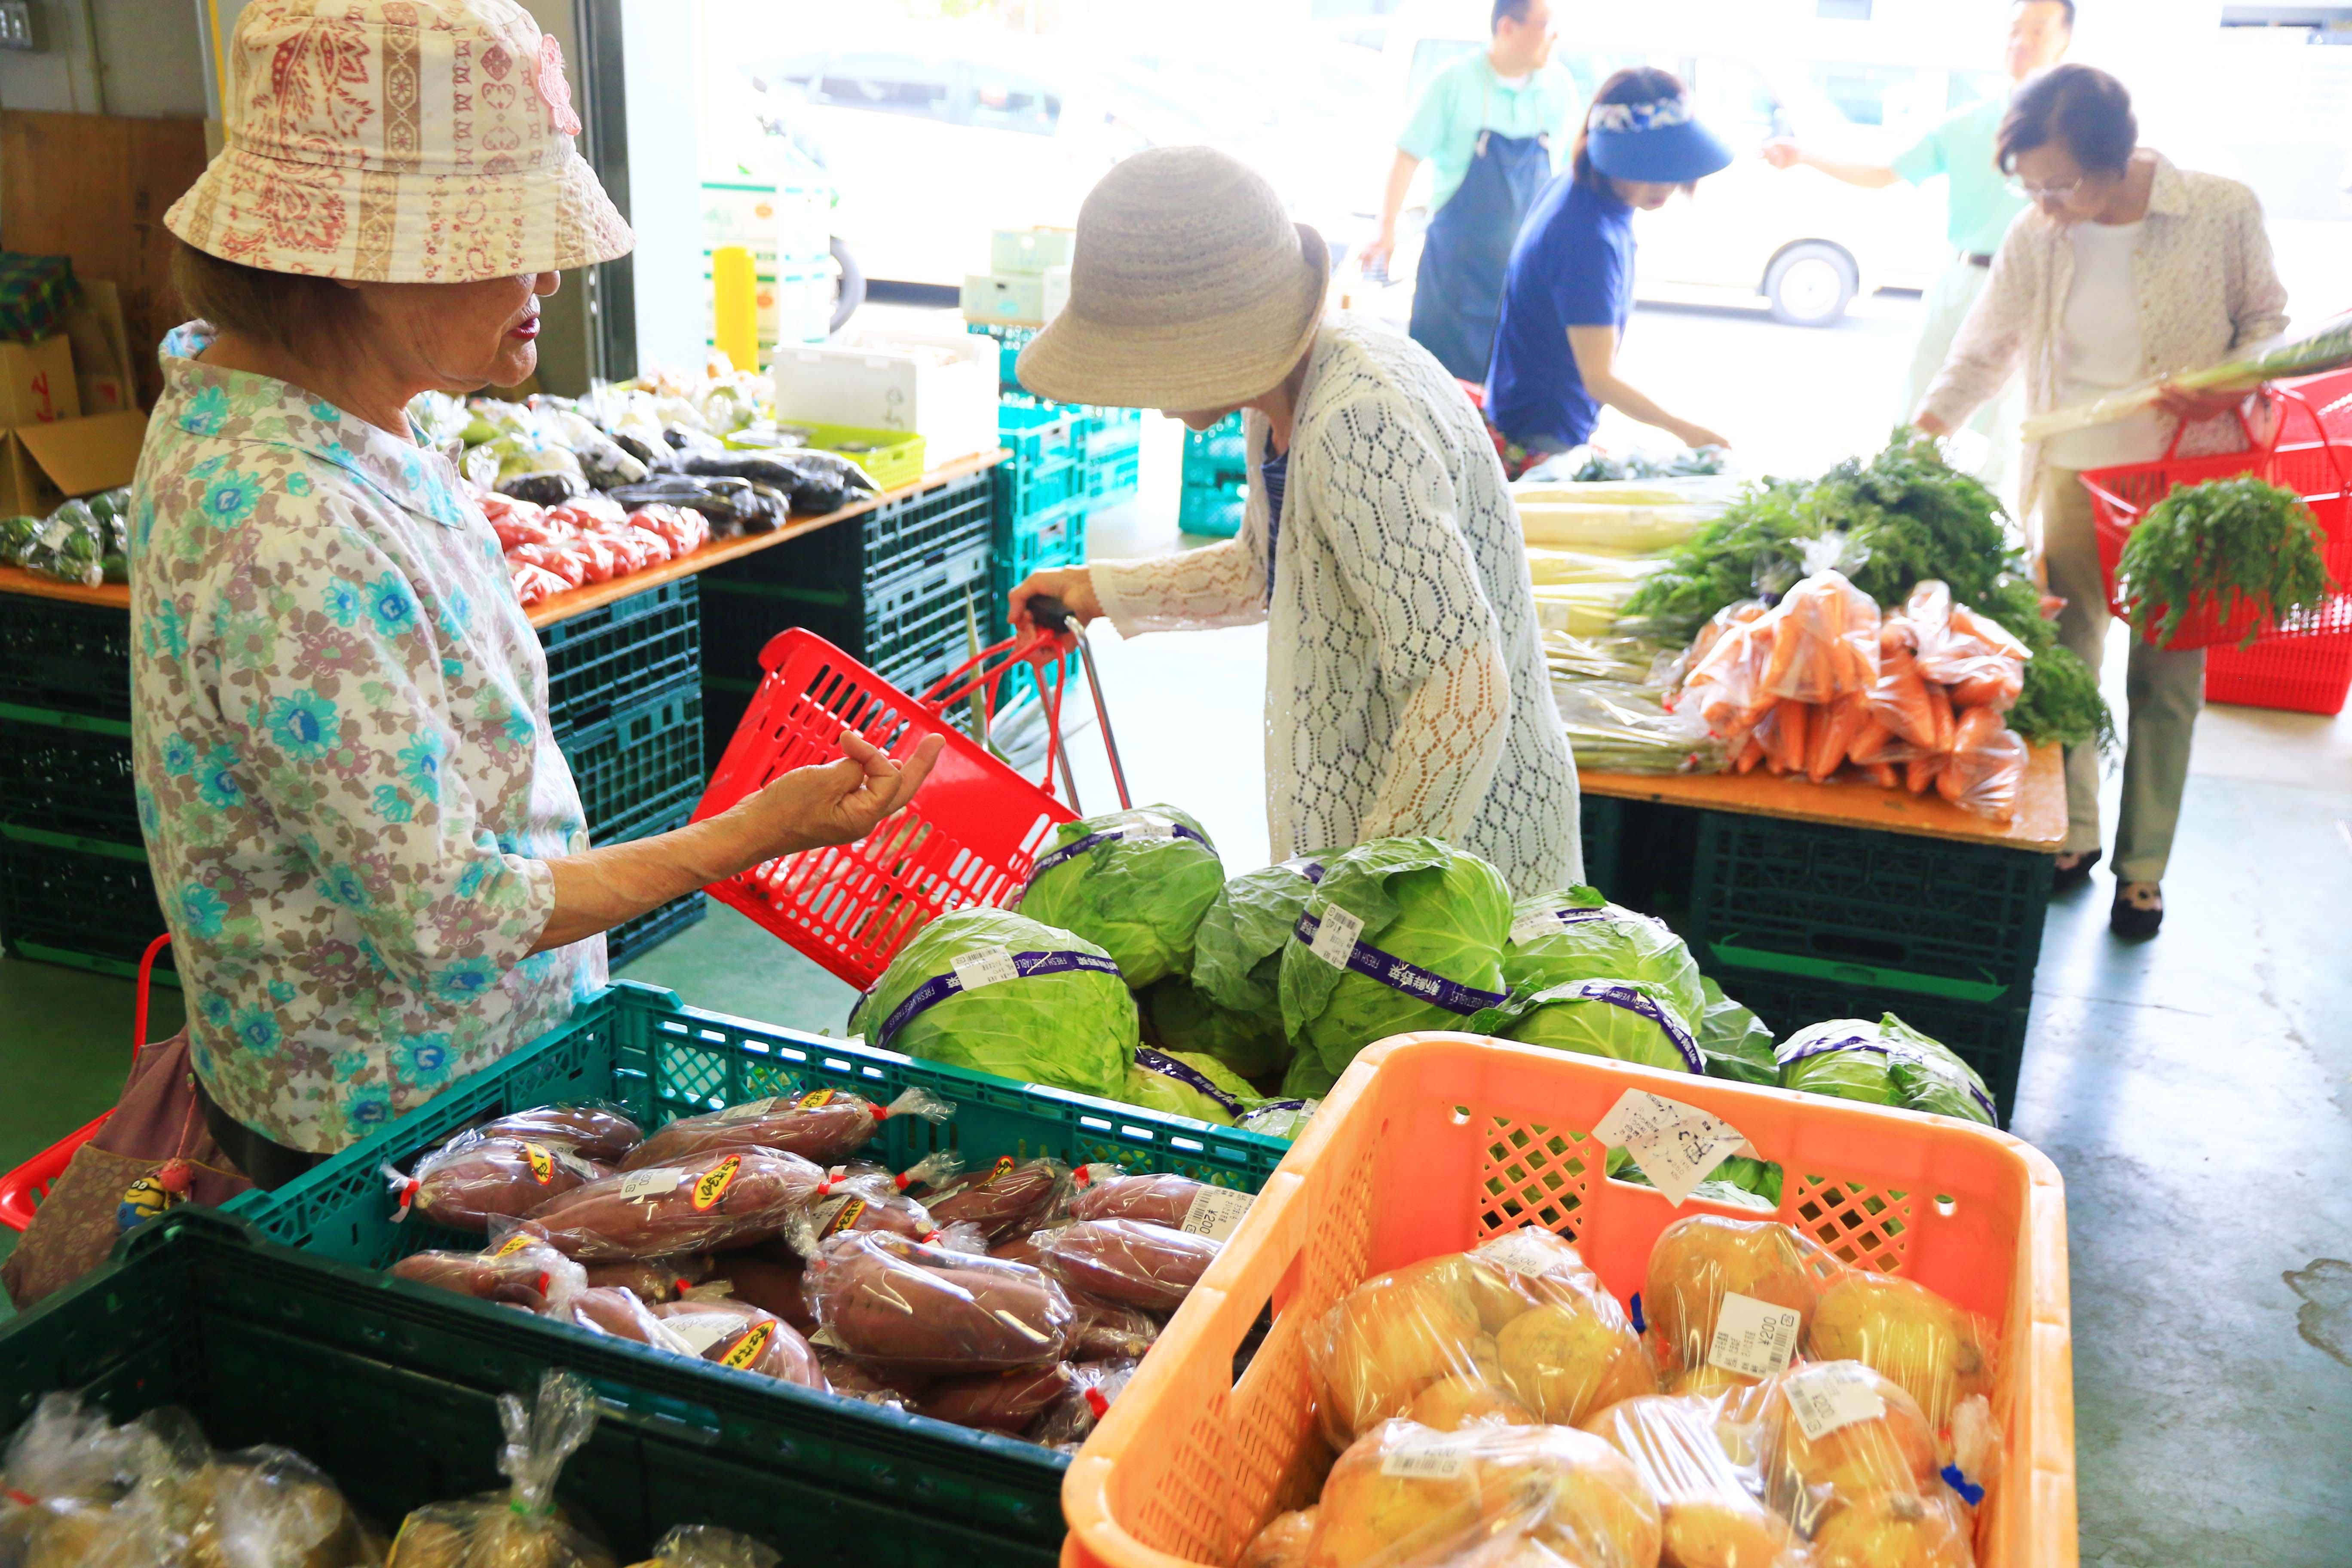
[2052,849,2101,894]
[2110,883,2163,940]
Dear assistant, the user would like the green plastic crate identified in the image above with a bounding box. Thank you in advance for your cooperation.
[0,591,131,722]
[223,981,1286,1550]
[557,678,704,848]
[0,823,173,983]
[995,404,1088,525]
[0,702,137,842]
[606,887,708,966]
[1081,409,1142,511]
[1178,481,1246,539]
[0,1211,1063,1565]
[540,576,701,740]
[1180,412,1247,490]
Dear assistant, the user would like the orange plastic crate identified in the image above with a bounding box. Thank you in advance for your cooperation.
[1062,1033,2075,1568]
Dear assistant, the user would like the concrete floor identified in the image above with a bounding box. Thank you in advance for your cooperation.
[4,308,2348,1562]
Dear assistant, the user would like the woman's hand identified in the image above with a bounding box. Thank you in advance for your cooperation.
[1008,566,1102,641]
[1911,411,1952,438]
[728,729,947,861]
[1670,420,1731,452]
[2153,380,2253,424]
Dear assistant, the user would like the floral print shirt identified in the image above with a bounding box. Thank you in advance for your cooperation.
[130,324,605,1154]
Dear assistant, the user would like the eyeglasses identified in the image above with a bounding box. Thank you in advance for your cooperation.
[2007,175,2084,202]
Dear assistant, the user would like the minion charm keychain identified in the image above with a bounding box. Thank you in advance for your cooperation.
[117,1159,194,1233]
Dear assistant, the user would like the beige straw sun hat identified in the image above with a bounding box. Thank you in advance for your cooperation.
[165,0,632,283]
[1016,146,1329,411]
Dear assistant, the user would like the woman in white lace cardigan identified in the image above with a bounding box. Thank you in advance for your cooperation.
[1008,146,1580,898]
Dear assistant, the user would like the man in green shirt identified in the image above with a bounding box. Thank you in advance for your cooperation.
[1763,0,2074,487]
[1362,0,1577,382]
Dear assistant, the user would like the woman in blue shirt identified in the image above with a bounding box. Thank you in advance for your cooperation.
[1487,67,1736,460]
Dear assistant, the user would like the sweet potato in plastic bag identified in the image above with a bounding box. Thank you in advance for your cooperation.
[1578,1394,1810,1568]
[520,1148,825,1260]
[1063,1167,1207,1227]
[778,1172,943,1259]
[1760,572,1880,706]
[392,1239,588,1315]
[619,1087,952,1171]
[396,1132,607,1233]
[803,1231,1075,1373]
[1935,708,2027,821]
[1306,1418,1661,1568]
[1066,1290,1162,1360]
[913,1362,1076,1434]
[1642,1216,1836,1395]
[1033,1218,1219,1314]
[704,1253,814,1332]
[1239,1508,1319,1568]
[582,1254,711,1304]
[385,1370,612,1568]
[482,1104,643,1165]
[921,1155,1069,1239]
[650,1299,829,1390]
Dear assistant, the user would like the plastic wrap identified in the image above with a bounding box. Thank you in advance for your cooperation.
[1641,1217,1834,1395]
[1578,1394,1808,1568]
[1237,1508,1319,1568]
[1065,1169,1211,1228]
[1306,1418,1662,1568]
[1677,609,1775,751]
[1307,1233,1654,1447]
[778,1171,943,1258]
[1738,1361,1976,1567]
[1907,584,2027,714]
[168,1443,383,1568]
[918,1155,1069,1240]
[1760,572,1880,706]
[649,1300,829,1390]
[912,1363,1076,1435]
[392,1240,588,1314]
[518,1148,826,1260]
[1065,1292,1162,1361]
[1801,1275,1998,1432]
[1029,1359,1138,1447]
[394,1133,607,1233]
[385,1370,611,1567]
[564,1286,702,1357]
[1032,1218,1220,1314]
[0,1393,154,1566]
[622,1524,780,1568]
[1935,707,2027,821]
[802,1231,1076,1374]
[619,1087,953,1171]
[480,1104,643,1165]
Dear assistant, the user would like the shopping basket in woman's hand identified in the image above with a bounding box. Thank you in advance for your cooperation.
[691,600,1131,990]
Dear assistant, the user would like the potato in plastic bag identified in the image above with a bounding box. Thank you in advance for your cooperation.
[1642,1217,1834,1392]
[1239,1507,1319,1568]
[1732,1359,1971,1560]
[1305,1418,1660,1568]
[1801,1274,1997,1431]
[622,1525,779,1568]
[385,1370,613,1568]
[0,1393,160,1568]
[1577,1395,1807,1568]
[173,1444,385,1568]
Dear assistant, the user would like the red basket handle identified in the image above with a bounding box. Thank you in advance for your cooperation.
[2156,384,2351,493]
[917,627,1079,805]
[133,933,171,1071]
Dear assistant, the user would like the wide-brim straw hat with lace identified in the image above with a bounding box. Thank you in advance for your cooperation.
[1017,146,1328,411]
[165,0,632,283]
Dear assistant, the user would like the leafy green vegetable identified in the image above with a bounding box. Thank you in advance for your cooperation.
[1239,1099,1318,1139]
[1694,977,1779,1085]
[1281,1050,1339,1098]
[2113,475,2336,649]
[1570,446,1727,481]
[1467,978,1700,1074]
[0,514,38,567]
[1775,1013,1995,1124]
[1279,838,1513,1078]
[1015,805,1226,988]
[1139,976,1289,1079]
[1192,854,1333,1019]
[1121,1046,1262,1127]
[850,906,1136,1099]
[1502,890,1705,1030]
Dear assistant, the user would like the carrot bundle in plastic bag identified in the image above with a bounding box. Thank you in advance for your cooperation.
[1908,582,2029,714]
[1936,707,2028,821]
[1760,571,1881,706]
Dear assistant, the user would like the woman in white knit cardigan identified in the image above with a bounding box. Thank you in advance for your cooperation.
[1008,146,1580,898]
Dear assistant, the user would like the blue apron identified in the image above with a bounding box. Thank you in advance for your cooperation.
[1409,119,1552,383]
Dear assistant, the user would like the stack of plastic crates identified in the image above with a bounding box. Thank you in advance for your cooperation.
[699,471,997,765]
[1179,411,1247,538]
[968,320,1038,396]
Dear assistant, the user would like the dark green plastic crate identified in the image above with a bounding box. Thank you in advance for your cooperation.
[0,824,172,982]
[540,576,701,740]
[1686,814,2053,1011]
[0,592,131,721]
[0,703,138,842]
[700,528,992,701]
[222,980,1284,1550]
[1580,793,1625,903]
[606,887,708,967]
[990,492,1085,619]
[855,467,997,577]
[557,678,704,848]
[0,1211,1063,1565]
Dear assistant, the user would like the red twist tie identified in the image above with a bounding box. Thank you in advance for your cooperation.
[6,1489,38,1507]
[1084,1387,1110,1418]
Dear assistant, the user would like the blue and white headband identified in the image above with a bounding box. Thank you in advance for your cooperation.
[1587,96,1695,134]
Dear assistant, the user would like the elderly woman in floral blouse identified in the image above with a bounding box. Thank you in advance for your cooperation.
[131,0,939,1185]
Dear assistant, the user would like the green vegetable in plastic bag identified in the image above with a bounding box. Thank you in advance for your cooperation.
[0,513,42,567]
[1280,837,1512,1078]
[25,499,102,587]
[1015,805,1225,989]
[1501,889,1705,1029]
[1694,977,1778,1085]
[1191,853,1334,1018]
[1121,1045,1262,1127]
[1466,978,1701,1074]
[850,906,1136,1099]
[1238,1098,1318,1140]
[1139,975,1288,1080]
[1775,1012,1994,1124]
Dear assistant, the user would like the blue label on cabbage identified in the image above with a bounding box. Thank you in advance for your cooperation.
[1558,980,1704,1072]
[1025,817,1213,886]
[873,948,1125,1052]
[1280,858,1327,884]
[1132,1047,1248,1119]
[1776,1032,1997,1121]
[1291,912,1509,1017]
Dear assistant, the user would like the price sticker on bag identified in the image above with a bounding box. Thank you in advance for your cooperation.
[1785,1361,1887,1441]
[1124,816,1177,841]
[1178,1185,1255,1242]
[1707,1290,1803,1379]
[1381,1435,1474,1480]
[616,1167,685,1204]
[1509,909,1569,944]
[1592,1090,1746,1207]
[664,1313,739,1356]
[951,946,1021,992]
[1476,1226,1567,1277]
[1309,905,1364,968]
[712,1096,778,1124]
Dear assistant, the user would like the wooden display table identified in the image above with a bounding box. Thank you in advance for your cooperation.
[0,567,128,610]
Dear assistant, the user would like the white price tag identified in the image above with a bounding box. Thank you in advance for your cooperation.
[1177,1185,1254,1243]
[712,1096,778,1124]
[951,946,1020,992]
[1707,1291,1803,1380]
[1123,817,1176,841]
[616,1167,685,1204]
[1309,906,1364,969]
[1509,910,1568,944]
[1475,1226,1567,1277]
[1380,1437,1473,1481]
[1593,1090,1746,1207]
[662,1313,738,1356]
[37,518,72,551]
[1785,1362,1887,1441]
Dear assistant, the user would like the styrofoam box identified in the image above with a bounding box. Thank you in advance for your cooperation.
[770,333,999,465]
[990,226,1076,275]
[961,272,1048,327]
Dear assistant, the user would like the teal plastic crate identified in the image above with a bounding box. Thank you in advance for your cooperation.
[606,887,707,966]
[0,1210,1064,1566]
[1180,411,1247,490]
[1178,481,1246,539]
[558,678,704,848]
[1081,408,1142,511]
[996,402,1089,521]
[966,321,1036,395]
[222,981,1286,1549]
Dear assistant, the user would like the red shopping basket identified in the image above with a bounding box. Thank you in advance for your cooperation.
[692,628,1088,991]
[2286,365,2352,441]
[2081,386,2352,649]
[2204,597,2352,714]
[0,933,171,1231]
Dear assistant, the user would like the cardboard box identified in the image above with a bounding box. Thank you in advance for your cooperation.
[990,227,1075,275]
[62,279,134,417]
[0,335,79,426]
[775,331,998,466]
[960,271,1048,327]
[0,408,147,517]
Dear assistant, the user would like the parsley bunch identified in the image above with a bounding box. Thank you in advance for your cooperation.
[2113,476,2336,649]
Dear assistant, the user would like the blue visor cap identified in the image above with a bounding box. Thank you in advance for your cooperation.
[1585,95,1734,184]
